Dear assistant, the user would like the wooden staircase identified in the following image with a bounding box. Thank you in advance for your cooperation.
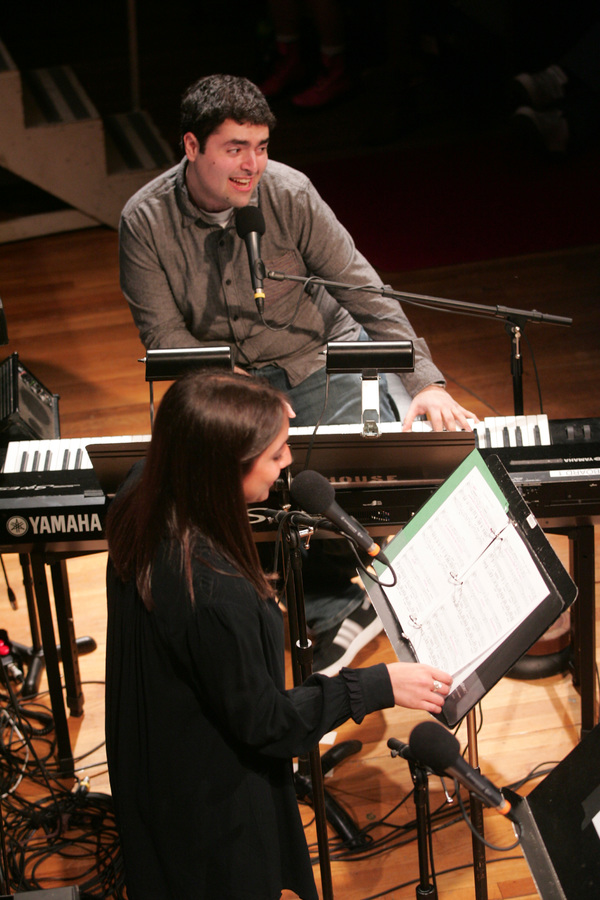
[0,36,175,243]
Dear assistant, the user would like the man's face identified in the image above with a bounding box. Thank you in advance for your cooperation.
[184,119,270,212]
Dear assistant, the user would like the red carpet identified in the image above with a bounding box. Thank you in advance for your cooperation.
[302,132,600,272]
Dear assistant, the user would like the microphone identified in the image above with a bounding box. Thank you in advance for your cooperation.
[409,721,512,818]
[235,206,266,316]
[290,470,390,565]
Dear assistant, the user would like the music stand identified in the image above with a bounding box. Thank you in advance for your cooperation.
[142,346,233,426]
[325,341,414,436]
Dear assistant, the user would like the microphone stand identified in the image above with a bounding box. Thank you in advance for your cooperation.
[266,271,572,417]
[412,760,437,900]
[279,516,371,898]
[389,742,438,899]
[466,710,488,900]
[280,517,334,900]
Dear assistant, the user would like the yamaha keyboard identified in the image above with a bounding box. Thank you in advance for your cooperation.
[0,417,598,547]
[0,434,150,549]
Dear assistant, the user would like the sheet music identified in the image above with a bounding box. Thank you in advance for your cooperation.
[377,464,550,686]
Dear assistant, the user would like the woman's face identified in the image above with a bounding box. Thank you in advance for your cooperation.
[242,415,292,504]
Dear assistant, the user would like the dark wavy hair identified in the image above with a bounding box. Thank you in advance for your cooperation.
[106,369,288,608]
[180,74,277,152]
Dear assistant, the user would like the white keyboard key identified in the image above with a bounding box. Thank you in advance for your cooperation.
[2,435,151,475]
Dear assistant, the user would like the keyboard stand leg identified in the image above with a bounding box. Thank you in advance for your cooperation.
[50,557,85,717]
[568,525,598,738]
[29,553,74,777]
[14,554,47,698]
[14,555,96,705]
[549,525,598,738]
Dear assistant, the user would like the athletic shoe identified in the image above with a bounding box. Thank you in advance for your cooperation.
[292,54,352,109]
[312,595,384,677]
[511,65,568,110]
[260,42,307,99]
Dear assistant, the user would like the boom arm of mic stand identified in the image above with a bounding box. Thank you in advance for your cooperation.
[266,270,573,327]
[266,270,572,417]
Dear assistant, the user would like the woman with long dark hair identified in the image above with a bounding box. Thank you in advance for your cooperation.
[105,369,451,900]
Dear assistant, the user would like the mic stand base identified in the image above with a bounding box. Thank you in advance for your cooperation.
[12,635,97,699]
[294,761,368,851]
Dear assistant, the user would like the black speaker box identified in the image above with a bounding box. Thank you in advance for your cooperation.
[0,352,60,445]
[505,723,600,898]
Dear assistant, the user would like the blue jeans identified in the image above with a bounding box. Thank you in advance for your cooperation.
[251,362,398,634]
[248,365,397,427]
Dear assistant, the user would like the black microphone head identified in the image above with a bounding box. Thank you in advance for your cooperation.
[290,470,335,514]
[409,721,460,771]
[235,206,265,238]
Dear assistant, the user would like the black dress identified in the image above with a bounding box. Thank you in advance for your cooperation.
[105,538,393,899]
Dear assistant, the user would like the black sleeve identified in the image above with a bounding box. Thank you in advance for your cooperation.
[154,561,395,759]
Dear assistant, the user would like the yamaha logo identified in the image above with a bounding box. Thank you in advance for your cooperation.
[4,513,103,538]
[6,516,29,537]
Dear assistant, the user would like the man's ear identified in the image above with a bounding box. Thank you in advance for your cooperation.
[183,132,199,161]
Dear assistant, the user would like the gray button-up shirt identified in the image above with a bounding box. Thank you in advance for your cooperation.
[119,157,444,395]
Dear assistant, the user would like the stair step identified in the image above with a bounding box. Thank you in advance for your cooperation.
[22,65,100,126]
[0,209,99,244]
[0,37,16,73]
[104,110,175,173]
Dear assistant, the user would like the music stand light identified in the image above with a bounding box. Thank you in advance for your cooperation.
[141,346,233,427]
[326,341,414,437]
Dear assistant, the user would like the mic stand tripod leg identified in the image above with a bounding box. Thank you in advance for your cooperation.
[282,522,334,900]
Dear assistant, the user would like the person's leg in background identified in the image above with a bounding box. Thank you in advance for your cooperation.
[259,0,353,108]
[259,0,308,99]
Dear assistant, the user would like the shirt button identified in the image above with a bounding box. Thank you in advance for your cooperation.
[225,279,232,285]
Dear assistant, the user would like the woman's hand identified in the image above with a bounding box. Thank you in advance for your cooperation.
[386,662,453,714]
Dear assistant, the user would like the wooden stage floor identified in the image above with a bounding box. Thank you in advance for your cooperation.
[0,229,598,899]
